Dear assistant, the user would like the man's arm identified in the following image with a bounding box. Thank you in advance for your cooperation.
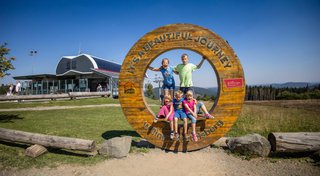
[173,65,179,75]
[197,56,207,69]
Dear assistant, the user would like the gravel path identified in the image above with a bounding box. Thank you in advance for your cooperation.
[1,148,319,176]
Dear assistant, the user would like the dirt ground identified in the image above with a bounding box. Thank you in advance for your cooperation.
[1,148,319,176]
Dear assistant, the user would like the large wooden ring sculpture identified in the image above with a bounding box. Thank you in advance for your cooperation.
[119,23,245,151]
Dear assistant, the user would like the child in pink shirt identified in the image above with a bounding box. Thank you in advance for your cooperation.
[154,95,174,139]
[183,90,214,142]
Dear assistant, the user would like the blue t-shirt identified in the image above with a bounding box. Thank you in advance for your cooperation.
[173,98,184,111]
[160,66,175,86]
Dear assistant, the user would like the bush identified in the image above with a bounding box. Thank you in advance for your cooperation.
[277,91,300,100]
[0,85,9,95]
[309,90,320,99]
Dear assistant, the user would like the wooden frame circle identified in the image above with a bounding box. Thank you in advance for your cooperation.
[119,23,245,151]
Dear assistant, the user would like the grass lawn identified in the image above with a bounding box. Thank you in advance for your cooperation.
[0,107,138,169]
[0,98,319,169]
[0,97,119,109]
[227,102,320,137]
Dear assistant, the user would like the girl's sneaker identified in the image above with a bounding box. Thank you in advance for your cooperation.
[205,113,214,119]
[170,131,174,140]
[192,132,198,142]
[175,132,180,141]
[153,115,159,123]
[183,133,189,141]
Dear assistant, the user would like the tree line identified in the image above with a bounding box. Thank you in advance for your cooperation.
[245,85,320,101]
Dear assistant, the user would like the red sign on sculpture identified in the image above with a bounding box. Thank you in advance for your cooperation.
[224,78,243,88]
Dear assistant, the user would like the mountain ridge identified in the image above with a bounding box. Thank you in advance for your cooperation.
[149,82,320,97]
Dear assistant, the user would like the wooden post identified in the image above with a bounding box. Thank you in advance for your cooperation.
[268,132,320,153]
[0,128,96,152]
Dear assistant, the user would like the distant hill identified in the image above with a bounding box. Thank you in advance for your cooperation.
[146,82,320,98]
[256,82,320,88]
[151,86,218,98]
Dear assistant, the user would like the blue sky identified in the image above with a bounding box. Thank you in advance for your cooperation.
[1,0,320,87]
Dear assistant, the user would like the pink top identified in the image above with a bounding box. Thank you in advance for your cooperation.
[183,99,196,114]
[166,102,172,110]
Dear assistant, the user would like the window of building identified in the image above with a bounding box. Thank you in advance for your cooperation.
[72,60,77,69]
[66,61,71,70]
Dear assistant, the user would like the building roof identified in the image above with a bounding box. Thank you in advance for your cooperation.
[56,54,121,76]
[91,56,121,73]
[13,74,57,80]
[14,54,121,80]
[91,68,119,78]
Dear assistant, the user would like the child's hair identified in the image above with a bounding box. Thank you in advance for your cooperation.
[181,53,188,58]
[163,95,172,102]
[175,90,184,97]
[186,90,193,97]
[161,58,169,65]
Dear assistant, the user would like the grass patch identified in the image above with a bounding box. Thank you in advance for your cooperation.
[227,102,320,137]
[0,97,119,109]
[0,107,139,169]
[0,99,319,169]
[145,97,161,106]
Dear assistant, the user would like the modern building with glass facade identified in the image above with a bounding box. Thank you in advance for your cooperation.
[13,54,120,96]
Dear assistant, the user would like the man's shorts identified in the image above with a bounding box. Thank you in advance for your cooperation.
[180,87,193,95]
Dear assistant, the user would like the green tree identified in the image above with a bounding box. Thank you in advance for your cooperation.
[0,43,15,78]
[145,83,154,98]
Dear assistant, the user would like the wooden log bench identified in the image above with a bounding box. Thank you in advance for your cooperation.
[0,128,96,152]
[68,91,111,99]
[0,94,70,101]
[268,132,320,153]
[0,91,111,101]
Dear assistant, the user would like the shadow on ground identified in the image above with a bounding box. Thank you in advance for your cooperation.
[269,151,316,158]
[0,140,93,158]
[101,130,157,148]
[0,114,23,123]
[101,130,140,140]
